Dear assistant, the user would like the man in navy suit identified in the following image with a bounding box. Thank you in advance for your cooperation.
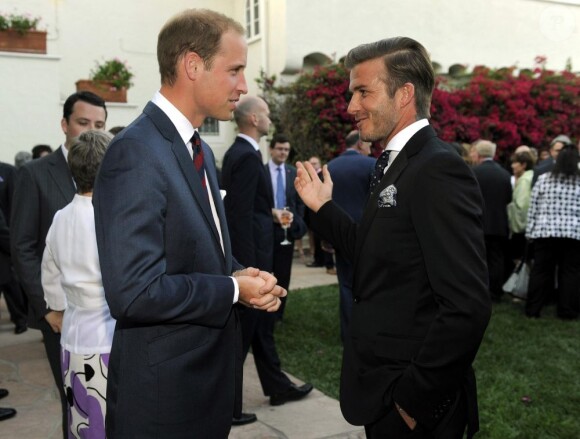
[0,161,27,335]
[265,134,308,317]
[11,91,107,439]
[471,140,512,302]
[93,10,286,438]
[327,130,375,341]
[223,97,312,420]
[295,37,490,438]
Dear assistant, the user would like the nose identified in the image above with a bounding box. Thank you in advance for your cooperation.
[238,72,249,95]
[347,95,359,115]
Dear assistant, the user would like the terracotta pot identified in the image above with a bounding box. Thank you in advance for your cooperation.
[75,79,128,103]
[0,30,47,54]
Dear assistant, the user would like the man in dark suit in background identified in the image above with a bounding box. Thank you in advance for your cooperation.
[532,134,571,185]
[0,161,27,334]
[327,130,375,341]
[11,91,107,439]
[295,37,491,438]
[223,97,312,421]
[93,10,285,438]
[265,134,308,317]
[472,140,512,302]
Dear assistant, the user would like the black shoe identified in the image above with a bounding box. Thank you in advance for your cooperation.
[270,383,313,406]
[305,262,323,268]
[232,412,257,426]
[0,407,16,421]
[0,389,8,399]
[14,323,27,334]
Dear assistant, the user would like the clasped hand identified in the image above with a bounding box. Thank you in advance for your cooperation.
[234,267,287,312]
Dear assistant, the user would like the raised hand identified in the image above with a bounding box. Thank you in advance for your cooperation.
[294,161,333,212]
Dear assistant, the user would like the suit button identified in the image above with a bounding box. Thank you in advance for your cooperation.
[353,297,360,303]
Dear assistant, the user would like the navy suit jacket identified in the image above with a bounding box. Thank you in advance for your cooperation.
[222,136,274,271]
[472,160,512,237]
[11,148,75,327]
[313,126,491,435]
[328,150,375,224]
[93,102,243,438]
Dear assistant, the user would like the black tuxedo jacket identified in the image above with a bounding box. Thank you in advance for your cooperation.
[94,102,243,438]
[473,160,512,237]
[222,136,274,271]
[11,148,75,327]
[532,156,554,186]
[313,126,491,434]
[264,163,307,241]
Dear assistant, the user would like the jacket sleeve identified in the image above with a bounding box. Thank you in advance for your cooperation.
[392,152,491,429]
[93,137,234,327]
[10,164,48,321]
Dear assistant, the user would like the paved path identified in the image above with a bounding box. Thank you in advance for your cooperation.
[0,257,364,438]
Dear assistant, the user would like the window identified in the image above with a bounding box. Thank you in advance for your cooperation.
[199,118,219,136]
[245,0,260,39]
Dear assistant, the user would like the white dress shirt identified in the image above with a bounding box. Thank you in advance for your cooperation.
[381,118,429,172]
[42,195,115,354]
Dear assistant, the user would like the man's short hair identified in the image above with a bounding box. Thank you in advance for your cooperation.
[31,144,53,159]
[157,9,244,86]
[14,151,32,169]
[68,130,112,194]
[345,130,360,149]
[511,151,536,171]
[344,36,435,119]
[233,96,262,128]
[550,134,572,148]
[269,133,290,148]
[63,91,107,122]
[473,140,496,158]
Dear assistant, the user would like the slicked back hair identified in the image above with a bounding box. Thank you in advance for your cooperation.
[157,9,244,86]
[345,37,435,119]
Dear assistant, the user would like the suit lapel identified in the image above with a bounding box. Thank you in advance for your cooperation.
[354,125,436,263]
[47,148,75,204]
[144,102,224,259]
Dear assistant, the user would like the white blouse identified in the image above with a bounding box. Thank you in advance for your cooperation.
[42,194,115,354]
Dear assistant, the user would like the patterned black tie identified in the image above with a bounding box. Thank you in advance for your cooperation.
[369,150,391,193]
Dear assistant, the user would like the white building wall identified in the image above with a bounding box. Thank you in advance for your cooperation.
[1,0,578,164]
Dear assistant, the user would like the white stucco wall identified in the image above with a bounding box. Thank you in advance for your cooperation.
[0,0,235,164]
[2,0,578,164]
[280,0,579,74]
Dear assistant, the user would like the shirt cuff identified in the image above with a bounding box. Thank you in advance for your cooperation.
[230,276,240,304]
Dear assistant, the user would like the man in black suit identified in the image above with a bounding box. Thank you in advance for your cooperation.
[327,130,375,342]
[223,98,311,421]
[295,37,491,438]
[11,91,107,438]
[532,134,570,185]
[265,134,308,316]
[472,140,512,302]
[93,11,286,438]
[0,161,27,334]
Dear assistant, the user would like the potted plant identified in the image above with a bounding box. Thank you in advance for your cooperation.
[0,12,46,54]
[76,58,134,103]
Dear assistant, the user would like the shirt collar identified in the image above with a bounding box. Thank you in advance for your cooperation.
[268,159,284,172]
[237,133,260,152]
[384,118,429,152]
[152,91,196,145]
[61,144,68,162]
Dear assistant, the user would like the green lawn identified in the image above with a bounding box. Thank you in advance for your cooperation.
[275,285,580,439]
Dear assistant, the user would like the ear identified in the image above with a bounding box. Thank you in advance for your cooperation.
[183,51,204,81]
[398,83,415,108]
[61,117,68,135]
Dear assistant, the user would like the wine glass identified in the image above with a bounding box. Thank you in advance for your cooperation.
[280,207,292,246]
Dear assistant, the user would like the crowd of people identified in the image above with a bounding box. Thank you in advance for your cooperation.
[0,7,578,439]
